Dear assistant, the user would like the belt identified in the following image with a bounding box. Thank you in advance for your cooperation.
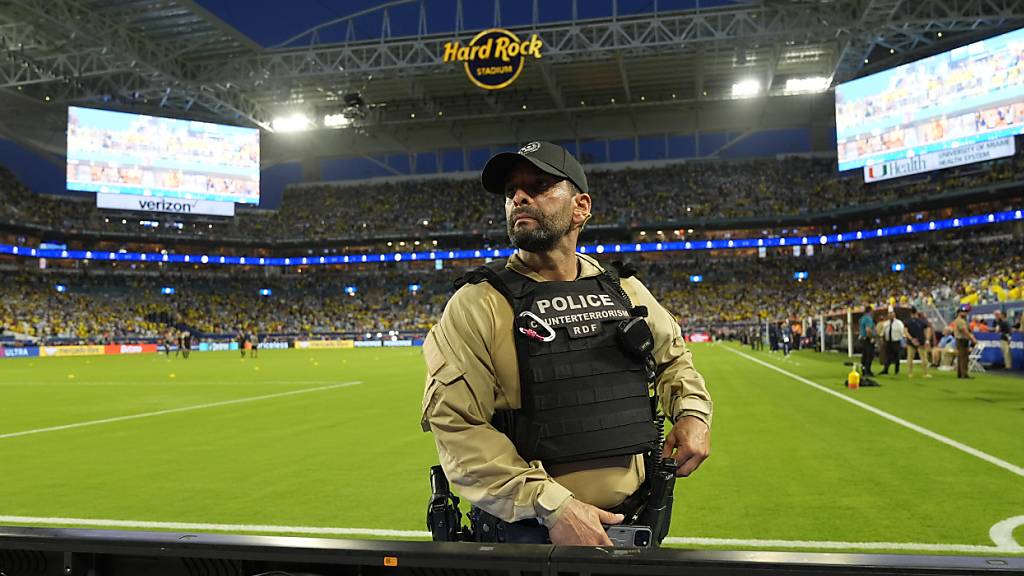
[470,490,647,545]
[470,507,549,544]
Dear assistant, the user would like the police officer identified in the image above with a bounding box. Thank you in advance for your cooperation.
[421,141,712,546]
[953,304,977,378]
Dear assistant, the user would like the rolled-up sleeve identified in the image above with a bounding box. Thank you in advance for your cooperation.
[421,284,573,524]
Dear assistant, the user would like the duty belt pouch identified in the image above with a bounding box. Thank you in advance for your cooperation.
[470,507,549,544]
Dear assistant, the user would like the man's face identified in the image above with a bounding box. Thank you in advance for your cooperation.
[503,161,585,252]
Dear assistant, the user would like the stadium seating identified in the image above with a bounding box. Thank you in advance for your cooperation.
[2,147,1023,242]
[2,229,1020,343]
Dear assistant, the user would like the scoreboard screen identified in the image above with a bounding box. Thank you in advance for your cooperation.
[835,28,1024,171]
[66,106,260,206]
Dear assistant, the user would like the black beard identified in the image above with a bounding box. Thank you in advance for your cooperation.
[507,209,571,252]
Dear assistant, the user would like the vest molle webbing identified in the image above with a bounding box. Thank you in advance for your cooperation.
[458,259,659,466]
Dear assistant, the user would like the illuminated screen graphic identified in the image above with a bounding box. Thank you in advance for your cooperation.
[835,27,1024,171]
[66,106,260,204]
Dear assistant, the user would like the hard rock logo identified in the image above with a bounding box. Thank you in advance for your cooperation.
[442,28,543,90]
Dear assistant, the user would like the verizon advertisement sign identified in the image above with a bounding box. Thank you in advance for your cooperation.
[864,137,1015,183]
[97,193,235,216]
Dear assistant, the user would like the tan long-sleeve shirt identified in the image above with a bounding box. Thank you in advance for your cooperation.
[421,252,712,527]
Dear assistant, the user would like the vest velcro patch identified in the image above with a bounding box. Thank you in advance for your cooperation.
[528,293,630,339]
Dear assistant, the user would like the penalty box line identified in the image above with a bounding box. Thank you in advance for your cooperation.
[722,346,1024,478]
[0,381,362,440]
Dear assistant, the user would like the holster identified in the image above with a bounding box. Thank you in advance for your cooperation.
[470,507,549,544]
[427,456,677,546]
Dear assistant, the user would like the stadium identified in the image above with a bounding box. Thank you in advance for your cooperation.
[1,0,1023,574]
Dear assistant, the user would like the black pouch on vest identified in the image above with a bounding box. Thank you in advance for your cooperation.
[617,316,654,361]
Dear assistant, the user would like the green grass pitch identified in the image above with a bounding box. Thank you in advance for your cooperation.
[0,343,1021,555]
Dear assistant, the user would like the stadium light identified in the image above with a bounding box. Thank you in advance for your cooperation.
[784,76,829,94]
[732,79,761,98]
[323,113,350,128]
[272,114,312,132]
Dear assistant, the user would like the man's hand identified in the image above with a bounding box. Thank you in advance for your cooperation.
[547,498,622,546]
[661,415,711,477]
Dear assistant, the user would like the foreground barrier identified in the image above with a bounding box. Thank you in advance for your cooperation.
[0,526,1020,576]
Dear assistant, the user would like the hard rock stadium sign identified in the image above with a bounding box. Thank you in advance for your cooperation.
[442,28,543,90]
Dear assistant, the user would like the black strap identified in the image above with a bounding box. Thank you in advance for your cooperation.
[609,260,639,279]
[454,258,530,445]
[454,258,524,306]
[455,256,662,446]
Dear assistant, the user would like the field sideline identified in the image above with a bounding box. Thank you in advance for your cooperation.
[0,343,1021,555]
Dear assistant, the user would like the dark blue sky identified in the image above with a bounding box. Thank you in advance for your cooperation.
[196,0,743,47]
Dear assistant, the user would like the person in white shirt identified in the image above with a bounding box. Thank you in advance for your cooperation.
[879,308,905,375]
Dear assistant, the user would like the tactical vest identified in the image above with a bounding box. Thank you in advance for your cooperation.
[457,259,659,466]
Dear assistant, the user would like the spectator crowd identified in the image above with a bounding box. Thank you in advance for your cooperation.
[3,146,1024,242]
[2,230,1021,344]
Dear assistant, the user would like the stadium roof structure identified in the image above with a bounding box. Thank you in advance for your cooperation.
[2,0,1024,165]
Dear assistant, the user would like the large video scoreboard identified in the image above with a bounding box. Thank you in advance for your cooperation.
[66,107,260,216]
[836,28,1024,179]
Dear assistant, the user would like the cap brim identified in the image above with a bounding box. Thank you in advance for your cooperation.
[481,152,570,194]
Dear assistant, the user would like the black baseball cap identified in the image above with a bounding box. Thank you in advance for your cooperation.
[481,141,589,196]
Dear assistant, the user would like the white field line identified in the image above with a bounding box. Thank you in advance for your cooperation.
[0,516,427,538]
[990,516,1024,552]
[0,380,348,387]
[0,516,1018,553]
[722,346,1024,478]
[0,381,362,440]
